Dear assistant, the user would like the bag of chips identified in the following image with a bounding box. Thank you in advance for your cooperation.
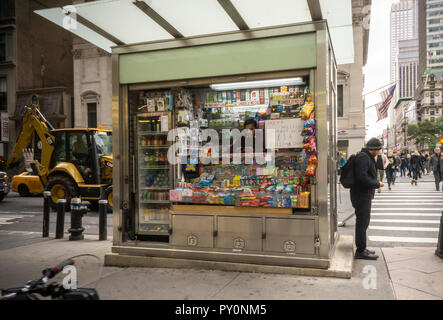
[303,118,315,128]
[301,125,315,137]
[303,134,315,144]
[301,102,314,119]
[299,151,308,162]
[305,164,317,176]
[307,154,318,165]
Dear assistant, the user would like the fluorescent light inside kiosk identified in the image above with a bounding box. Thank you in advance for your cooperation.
[209,77,305,90]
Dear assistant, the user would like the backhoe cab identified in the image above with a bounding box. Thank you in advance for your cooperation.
[6,103,113,210]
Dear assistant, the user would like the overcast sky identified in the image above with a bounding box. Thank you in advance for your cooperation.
[363,0,398,140]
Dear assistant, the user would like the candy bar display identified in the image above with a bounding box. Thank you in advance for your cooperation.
[171,161,311,209]
[167,84,314,212]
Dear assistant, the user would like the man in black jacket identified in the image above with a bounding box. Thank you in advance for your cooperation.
[430,147,442,191]
[351,138,384,260]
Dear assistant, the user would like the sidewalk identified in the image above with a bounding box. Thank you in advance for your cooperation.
[336,178,443,300]
[382,247,443,300]
[0,178,441,299]
[0,235,395,300]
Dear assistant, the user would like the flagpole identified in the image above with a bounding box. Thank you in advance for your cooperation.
[363,80,398,97]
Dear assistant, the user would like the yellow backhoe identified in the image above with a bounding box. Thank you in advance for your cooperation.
[6,103,113,211]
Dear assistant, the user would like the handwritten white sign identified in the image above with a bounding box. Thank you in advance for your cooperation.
[1,112,8,142]
[265,118,303,149]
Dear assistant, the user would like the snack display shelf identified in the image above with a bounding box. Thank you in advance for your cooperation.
[137,111,169,116]
[139,146,169,149]
[138,230,169,236]
[141,220,170,224]
[139,166,169,170]
[140,187,170,190]
[138,131,168,135]
[140,200,170,204]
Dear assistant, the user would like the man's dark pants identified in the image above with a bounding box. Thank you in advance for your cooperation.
[434,171,442,191]
[350,191,372,252]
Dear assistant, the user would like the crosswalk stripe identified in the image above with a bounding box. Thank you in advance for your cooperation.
[371,213,441,216]
[371,219,440,224]
[373,203,443,206]
[369,226,439,232]
[0,216,27,219]
[372,208,441,211]
[0,230,41,235]
[375,192,442,194]
[0,211,41,214]
[374,195,442,197]
[374,197,442,199]
[369,236,437,243]
[0,215,35,226]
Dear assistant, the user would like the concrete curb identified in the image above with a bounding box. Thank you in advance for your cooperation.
[105,235,354,279]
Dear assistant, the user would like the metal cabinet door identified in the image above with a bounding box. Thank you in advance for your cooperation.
[170,215,214,248]
[264,218,316,255]
[216,216,262,251]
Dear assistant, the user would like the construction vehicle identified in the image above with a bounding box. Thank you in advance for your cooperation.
[6,103,113,210]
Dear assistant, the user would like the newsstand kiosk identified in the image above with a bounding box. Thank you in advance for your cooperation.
[110,21,338,269]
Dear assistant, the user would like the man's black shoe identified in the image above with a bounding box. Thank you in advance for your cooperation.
[366,249,376,255]
[355,249,379,260]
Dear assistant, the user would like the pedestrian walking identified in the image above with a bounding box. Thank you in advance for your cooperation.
[430,147,443,191]
[410,151,422,186]
[425,153,431,175]
[375,151,388,193]
[419,152,426,178]
[350,138,383,260]
[386,154,395,190]
[338,152,347,175]
[392,151,401,184]
[406,153,412,177]
[400,153,408,177]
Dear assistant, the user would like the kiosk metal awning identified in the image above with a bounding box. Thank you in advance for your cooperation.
[35,0,355,65]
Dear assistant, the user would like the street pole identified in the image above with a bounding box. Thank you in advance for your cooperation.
[42,191,51,237]
[55,199,66,239]
[404,109,408,152]
[387,126,390,151]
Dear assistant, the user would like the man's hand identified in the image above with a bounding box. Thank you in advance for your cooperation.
[379,182,385,187]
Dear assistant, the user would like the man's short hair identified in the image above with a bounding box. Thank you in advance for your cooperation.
[244,118,257,129]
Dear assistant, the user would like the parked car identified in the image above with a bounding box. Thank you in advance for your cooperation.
[11,172,44,197]
[0,171,9,201]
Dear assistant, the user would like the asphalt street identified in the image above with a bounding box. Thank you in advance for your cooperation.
[0,192,112,251]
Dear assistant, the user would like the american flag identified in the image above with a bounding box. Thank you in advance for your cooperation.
[376,84,396,122]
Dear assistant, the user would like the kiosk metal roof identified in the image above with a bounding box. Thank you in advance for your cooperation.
[35,0,355,64]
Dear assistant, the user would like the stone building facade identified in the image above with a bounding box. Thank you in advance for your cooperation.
[337,0,371,156]
[72,38,112,130]
[0,0,74,161]
[416,71,443,123]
